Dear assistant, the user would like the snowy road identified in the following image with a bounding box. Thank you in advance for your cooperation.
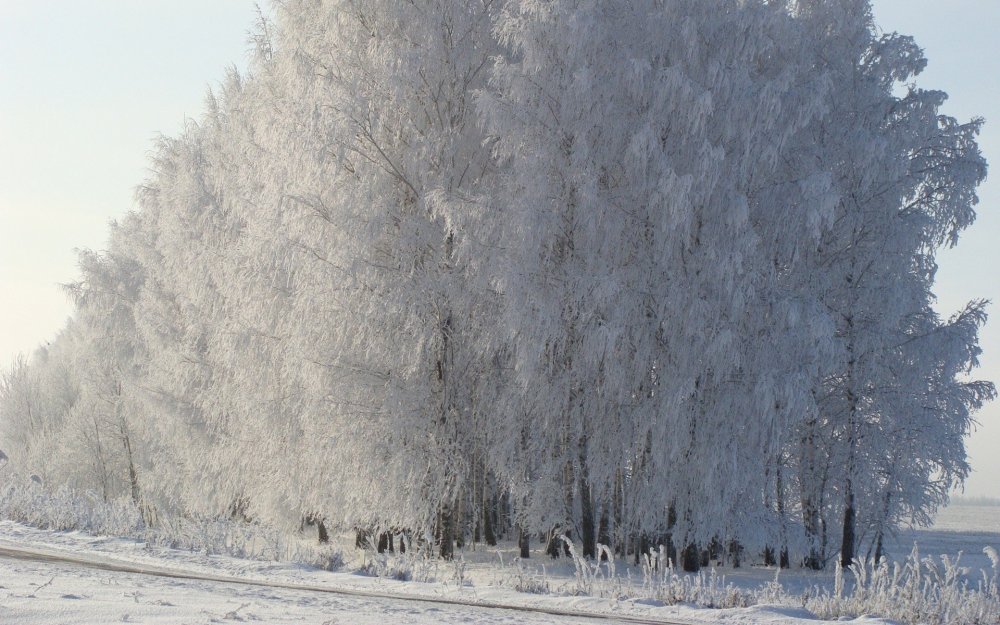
[0,543,681,624]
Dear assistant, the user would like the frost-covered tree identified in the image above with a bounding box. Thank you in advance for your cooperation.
[197,0,508,555]
[480,0,839,566]
[783,0,991,567]
[0,0,989,570]
[68,233,153,510]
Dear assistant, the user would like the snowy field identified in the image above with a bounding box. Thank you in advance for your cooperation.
[881,503,1000,579]
[0,504,998,624]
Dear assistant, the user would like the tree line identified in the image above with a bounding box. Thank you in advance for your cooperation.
[0,0,991,571]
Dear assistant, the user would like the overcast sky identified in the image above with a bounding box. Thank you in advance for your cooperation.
[1,1,999,498]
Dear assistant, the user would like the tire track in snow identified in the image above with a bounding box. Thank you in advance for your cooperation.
[0,542,691,625]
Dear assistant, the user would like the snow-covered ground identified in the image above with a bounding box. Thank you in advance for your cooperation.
[0,521,881,625]
[883,503,1000,580]
[0,505,997,625]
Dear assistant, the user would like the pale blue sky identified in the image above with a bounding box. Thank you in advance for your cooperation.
[1,1,998,498]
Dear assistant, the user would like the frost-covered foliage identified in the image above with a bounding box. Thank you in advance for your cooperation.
[0,480,143,538]
[806,550,1000,625]
[358,542,440,584]
[559,536,1000,623]
[0,478,343,570]
[505,538,1000,623]
[0,0,991,575]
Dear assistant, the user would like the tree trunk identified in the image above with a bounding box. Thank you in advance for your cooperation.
[578,436,595,559]
[681,542,700,573]
[483,490,497,546]
[635,533,649,567]
[439,503,455,560]
[800,412,824,569]
[121,423,141,505]
[729,540,742,568]
[455,495,465,549]
[841,312,859,570]
[776,461,789,568]
[840,485,855,568]
[517,524,530,559]
[597,503,611,561]
[545,528,562,558]
[612,469,624,556]
[872,488,892,564]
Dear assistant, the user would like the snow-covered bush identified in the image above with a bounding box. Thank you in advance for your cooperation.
[520,536,1000,623]
[0,480,143,536]
[491,550,550,594]
[806,548,1000,625]
[357,536,438,583]
[631,547,755,609]
[0,479,343,571]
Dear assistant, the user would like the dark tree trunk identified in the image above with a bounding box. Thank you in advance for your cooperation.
[802,548,823,570]
[764,546,776,567]
[545,529,562,558]
[579,440,596,559]
[681,543,700,573]
[483,492,497,546]
[517,524,530,559]
[706,537,725,567]
[597,503,611,561]
[800,418,824,570]
[841,488,856,568]
[841,312,859,570]
[455,496,465,550]
[821,517,829,565]
[728,540,743,568]
[439,504,455,560]
[612,470,623,556]
[776,460,789,568]
[634,533,646,566]
[665,538,677,568]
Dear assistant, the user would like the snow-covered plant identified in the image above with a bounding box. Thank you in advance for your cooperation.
[499,557,550,595]
[807,548,1000,625]
[360,537,437,583]
[0,479,343,571]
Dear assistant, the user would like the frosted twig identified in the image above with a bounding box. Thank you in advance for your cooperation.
[27,575,55,598]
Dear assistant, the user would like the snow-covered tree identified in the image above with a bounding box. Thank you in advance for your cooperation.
[784,0,991,567]
[0,0,989,570]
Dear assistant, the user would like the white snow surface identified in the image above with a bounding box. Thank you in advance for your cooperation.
[0,521,903,625]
